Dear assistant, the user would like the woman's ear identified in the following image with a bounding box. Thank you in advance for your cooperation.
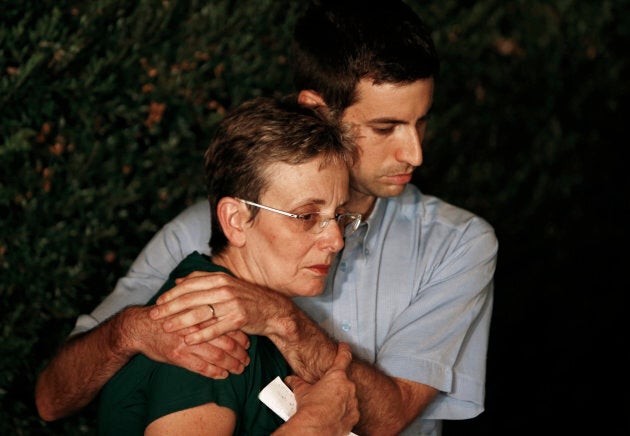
[216,197,248,247]
[297,89,327,109]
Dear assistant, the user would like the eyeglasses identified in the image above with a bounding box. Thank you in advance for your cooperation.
[237,198,361,236]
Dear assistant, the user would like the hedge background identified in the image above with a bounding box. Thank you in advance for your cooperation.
[1,1,626,434]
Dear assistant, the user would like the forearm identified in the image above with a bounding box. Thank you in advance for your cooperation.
[265,302,338,383]
[349,360,438,435]
[273,410,346,436]
[35,306,143,421]
[267,306,435,434]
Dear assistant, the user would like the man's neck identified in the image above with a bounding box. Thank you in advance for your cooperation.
[347,191,377,220]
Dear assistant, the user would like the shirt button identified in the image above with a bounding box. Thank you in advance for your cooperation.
[341,321,351,332]
[364,249,370,256]
[339,262,347,272]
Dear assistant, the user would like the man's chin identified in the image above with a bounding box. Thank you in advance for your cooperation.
[376,183,407,198]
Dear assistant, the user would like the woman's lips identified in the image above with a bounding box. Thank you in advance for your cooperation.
[308,264,331,275]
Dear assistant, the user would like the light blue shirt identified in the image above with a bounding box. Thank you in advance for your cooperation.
[72,184,497,436]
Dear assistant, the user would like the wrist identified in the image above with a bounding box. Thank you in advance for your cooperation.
[110,305,149,358]
[274,414,323,436]
[285,409,345,436]
[265,298,301,343]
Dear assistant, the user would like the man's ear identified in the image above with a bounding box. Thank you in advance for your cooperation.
[216,197,248,247]
[297,89,326,108]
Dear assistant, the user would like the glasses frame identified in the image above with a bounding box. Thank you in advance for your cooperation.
[236,198,361,235]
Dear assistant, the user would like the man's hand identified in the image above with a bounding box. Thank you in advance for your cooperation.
[129,306,250,378]
[150,271,295,344]
[274,343,359,436]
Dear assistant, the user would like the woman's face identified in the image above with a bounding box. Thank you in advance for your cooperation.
[241,157,349,297]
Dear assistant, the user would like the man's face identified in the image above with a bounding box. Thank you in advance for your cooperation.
[341,78,434,213]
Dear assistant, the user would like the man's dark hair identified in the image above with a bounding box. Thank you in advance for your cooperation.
[291,0,440,115]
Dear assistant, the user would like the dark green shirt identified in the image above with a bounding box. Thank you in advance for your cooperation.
[98,252,288,435]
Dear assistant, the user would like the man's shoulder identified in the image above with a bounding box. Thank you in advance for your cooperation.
[384,185,498,269]
[388,185,496,236]
[174,199,210,221]
[162,199,211,242]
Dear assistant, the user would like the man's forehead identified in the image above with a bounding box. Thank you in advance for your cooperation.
[346,78,434,121]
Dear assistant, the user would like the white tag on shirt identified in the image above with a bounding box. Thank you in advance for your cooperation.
[258,376,296,421]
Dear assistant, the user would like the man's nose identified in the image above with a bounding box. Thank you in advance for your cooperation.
[396,128,423,167]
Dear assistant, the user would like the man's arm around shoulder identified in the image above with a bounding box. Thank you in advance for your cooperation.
[35,306,143,421]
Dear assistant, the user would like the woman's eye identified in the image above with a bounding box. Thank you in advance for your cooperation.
[298,213,316,222]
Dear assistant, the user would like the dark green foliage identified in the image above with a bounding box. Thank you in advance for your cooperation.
[1,1,304,433]
[0,1,626,434]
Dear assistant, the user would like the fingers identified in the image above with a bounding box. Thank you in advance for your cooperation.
[225,330,250,350]
[180,315,252,349]
[183,356,230,379]
[188,342,245,377]
[140,328,233,379]
[150,298,246,346]
[183,325,226,346]
[329,342,353,372]
[161,338,250,378]
[177,302,250,345]
[154,271,232,307]
[207,333,250,367]
[174,270,214,283]
[150,272,279,348]
[283,375,307,392]
[157,303,219,333]
[150,292,211,321]
[151,290,231,333]
[137,305,251,379]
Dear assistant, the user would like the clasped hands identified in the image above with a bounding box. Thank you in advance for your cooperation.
[148,270,359,433]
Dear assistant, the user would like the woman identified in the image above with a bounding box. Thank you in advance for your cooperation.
[97,96,361,435]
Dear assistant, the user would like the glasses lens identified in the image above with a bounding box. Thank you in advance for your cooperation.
[337,214,360,236]
[297,213,320,233]
[298,213,361,235]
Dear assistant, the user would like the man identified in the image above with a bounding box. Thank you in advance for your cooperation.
[36,1,497,435]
